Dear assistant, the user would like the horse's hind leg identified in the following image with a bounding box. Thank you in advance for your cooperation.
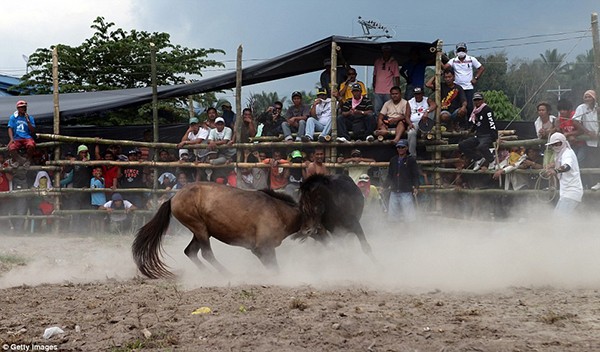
[197,238,231,276]
[251,246,279,272]
[184,237,208,271]
[348,220,378,264]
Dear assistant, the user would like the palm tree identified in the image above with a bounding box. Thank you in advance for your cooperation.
[246,91,287,115]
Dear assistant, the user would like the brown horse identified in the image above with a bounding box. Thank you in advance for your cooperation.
[132,182,301,279]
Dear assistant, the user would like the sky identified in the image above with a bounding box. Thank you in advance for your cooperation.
[1,0,598,108]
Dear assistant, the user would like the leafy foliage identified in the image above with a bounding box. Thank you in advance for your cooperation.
[13,17,225,125]
[482,90,520,121]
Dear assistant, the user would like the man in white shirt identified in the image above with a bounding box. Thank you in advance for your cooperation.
[544,132,583,214]
[444,42,485,115]
[177,117,210,161]
[406,87,436,157]
[208,117,236,163]
[302,88,332,142]
[572,90,599,189]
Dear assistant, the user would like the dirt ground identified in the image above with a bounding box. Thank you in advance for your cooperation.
[1,215,600,351]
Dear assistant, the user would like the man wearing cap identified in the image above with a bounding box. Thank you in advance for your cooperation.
[337,67,367,103]
[338,83,375,142]
[320,58,348,97]
[443,42,485,114]
[341,149,376,183]
[208,117,236,162]
[282,91,309,142]
[8,100,36,163]
[406,87,437,157]
[376,86,408,142]
[259,101,286,137]
[373,44,401,114]
[543,132,583,214]
[385,139,420,224]
[459,92,498,171]
[99,192,138,233]
[357,174,383,211]
[220,101,236,129]
[303,88,332,142]
[178,117,210,161]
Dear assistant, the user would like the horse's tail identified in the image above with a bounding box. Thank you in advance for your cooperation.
[132,199,174,279]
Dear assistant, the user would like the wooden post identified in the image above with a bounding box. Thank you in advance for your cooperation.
[150,42,159,203]
[330,41,338,139]
[434,40,444,213]
[52,46,61,233]
[592,13,600,123]
[235,44,243,185]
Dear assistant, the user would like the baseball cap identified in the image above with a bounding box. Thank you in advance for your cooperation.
[358,174,370,183]
[179,149,189,158]
[189,117,199,124]
[290,150,303,159]
[221,100,232,108]
[316,87,327,95]
[215,117,225,124]
[413,87,424,94]
[351,83,362,91]
[473,92,484,100]
[545,132,565,146]
[16,100,27,108]
[77,145,89,154]
[291,91,302,98]
[456,42,467,51]
[111,193,123,201]
[350,149,361,157]
[127,149,138,155]
[395,139,409,148]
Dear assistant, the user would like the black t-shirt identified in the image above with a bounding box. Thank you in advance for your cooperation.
[120,165,145,188]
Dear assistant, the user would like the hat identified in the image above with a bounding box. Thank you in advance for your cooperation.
[117,155,129,161]
[16,100,27,108]
[395,139,409,148]
[545,132,566,146]
[456,42,467,51]
[215,117,225,124]
[179,149,189,158]
[65,151,74,158]
[221,101,232,108]
[351,83,362,91]
[473,92,484,100]
[350,149,361,157]
[77,145,89,154]
[189,117,199,124]
[323,58,331,66]
[291,91,302,98]
[413,87,424,94]
[127,148,139,155]
[111,193,123,201]
[316,87,327,95]
[358,174,370,183]
[290,150,302,159]
[382,44,392,51]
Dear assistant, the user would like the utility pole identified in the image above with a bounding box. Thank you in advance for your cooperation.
[592,13,600,100]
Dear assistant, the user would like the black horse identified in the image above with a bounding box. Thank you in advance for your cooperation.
[295,174,374,260]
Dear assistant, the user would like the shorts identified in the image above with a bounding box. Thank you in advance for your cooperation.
[9,138,36,151]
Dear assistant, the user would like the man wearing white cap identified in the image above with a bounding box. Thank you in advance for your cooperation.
[208,117,236,163]
[544,132,583,214]
[8,100,36,163]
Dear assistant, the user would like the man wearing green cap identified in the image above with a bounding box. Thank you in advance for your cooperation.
[178,116,210,161]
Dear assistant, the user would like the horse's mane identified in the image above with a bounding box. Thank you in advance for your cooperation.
[300,173,330,192]
[259,189,297,206]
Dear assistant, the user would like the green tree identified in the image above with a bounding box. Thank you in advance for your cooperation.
[246,91,288,116]
[482,90,520,121]
[13,16,225,125]
[476,52,508,92]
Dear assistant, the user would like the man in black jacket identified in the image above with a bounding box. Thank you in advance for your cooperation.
[458,92,498,171]
[385,139,420,223]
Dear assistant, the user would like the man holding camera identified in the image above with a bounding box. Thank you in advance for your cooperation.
[259,101,286,137]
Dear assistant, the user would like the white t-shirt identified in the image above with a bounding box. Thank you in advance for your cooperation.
[534,115,556,139]
[557,148,583,202]
[448,55,482,90]
[408,97,429,124]
[573,104,598,147]
[208,127,233,142]
[315,98,332,125]
[188,127,210,157]
[103,200,134,222]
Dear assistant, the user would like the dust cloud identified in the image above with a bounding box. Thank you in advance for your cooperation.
[2,207,599,292]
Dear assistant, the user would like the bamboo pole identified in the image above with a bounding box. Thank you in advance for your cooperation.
[434,39,443,213]
[150,42,159,206]
[426,138,546,152]
[592,13,600,104]
[52,46,62,234]
[235,44,243,186]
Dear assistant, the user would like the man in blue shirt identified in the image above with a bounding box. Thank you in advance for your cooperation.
[8,100,36,163]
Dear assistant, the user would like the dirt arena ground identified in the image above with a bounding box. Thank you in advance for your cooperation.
[1,214,600,351]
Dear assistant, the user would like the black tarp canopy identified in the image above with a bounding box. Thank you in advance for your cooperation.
[0,36,438,124]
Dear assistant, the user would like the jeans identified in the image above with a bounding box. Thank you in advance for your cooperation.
[407,128,418,157]
[282,120,306,140]
[337,114,376,140]
[554,197,580,215]
[373,93,390,114]
[305,117,332,140]
[387,191,416,222]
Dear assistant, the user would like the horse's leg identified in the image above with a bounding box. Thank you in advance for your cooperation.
[183,236,208,271]
[197,238,232,276]
[348,220,379,265]
[250,246,279,272]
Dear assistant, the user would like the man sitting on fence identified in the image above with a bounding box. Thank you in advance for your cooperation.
[7,100,36,164]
